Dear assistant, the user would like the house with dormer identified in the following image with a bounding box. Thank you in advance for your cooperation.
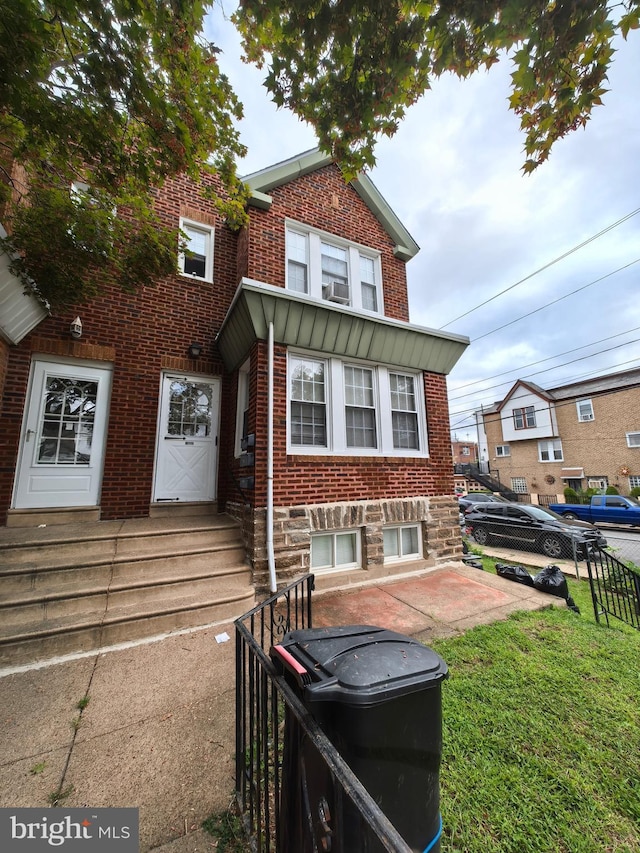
[0,149,468,662]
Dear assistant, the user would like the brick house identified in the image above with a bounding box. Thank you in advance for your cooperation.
[477,368,640,500]
[0,148,468,595]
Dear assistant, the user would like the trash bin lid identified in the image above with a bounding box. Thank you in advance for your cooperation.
[273,624,448,706]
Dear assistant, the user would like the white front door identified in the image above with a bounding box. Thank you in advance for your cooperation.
[153,374,220,503]
[14,359,113,509]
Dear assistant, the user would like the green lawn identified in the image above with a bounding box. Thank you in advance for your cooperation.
[431,567,640,852]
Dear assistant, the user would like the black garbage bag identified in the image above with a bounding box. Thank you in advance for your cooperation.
[495,563,534,586]
[533,565,569,599]
[462,555,484,570]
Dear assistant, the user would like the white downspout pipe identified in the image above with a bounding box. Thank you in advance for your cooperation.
[267,321,277,593]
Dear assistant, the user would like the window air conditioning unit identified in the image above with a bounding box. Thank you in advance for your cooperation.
[581,414,594,421]
[322,281,350,304]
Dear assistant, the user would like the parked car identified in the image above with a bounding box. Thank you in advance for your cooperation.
[458,493,509,513]
[464,502,607,560]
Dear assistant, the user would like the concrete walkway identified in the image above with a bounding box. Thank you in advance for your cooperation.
[0,558,569,852]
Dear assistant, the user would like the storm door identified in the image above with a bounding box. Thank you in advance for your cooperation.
[14,359,112,508]
[153,374,219,502]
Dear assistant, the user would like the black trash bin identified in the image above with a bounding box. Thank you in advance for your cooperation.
[271,624,448,853]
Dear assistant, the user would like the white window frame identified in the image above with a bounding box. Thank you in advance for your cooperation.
[496,445,511,457]
[234,360,250,457]
[311,530,361,572]
[629,475,640,489]
[538,439,563,462]
[383,524,422,563]
[287,351,428,457]
[511,477,528,494]
[179,218,214,283]
[576,399,594,422]
[626,432,640,448]
[285,221,383,314]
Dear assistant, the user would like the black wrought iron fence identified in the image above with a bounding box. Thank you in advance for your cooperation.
[586,546,640,629]
[234,574,413,852]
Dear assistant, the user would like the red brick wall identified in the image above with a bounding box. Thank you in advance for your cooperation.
[246,164,410,322]
[0,171,237,523]
[237,344,454,508]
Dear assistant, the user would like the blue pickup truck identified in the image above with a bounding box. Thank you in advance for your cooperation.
[548,494,640,526]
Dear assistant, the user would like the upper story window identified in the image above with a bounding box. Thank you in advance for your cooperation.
[286,223,383,314]
[179,218,214,282]
[576,399,594,422]
[513,406,536,430]
[538,439,563,462]
[626,432,640,448]
[288,352,427,456]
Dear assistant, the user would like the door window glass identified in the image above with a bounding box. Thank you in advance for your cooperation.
[38,377,97,465]
[167,381,211,436]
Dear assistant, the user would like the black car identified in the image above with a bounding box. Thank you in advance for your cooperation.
[458,493,509,513]
[464,502,607,559]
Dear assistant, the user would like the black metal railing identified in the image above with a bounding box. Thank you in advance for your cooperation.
[234,574,413,852]
[586,546,640,630]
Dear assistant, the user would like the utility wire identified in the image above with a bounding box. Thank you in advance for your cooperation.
[471,257,640,342]
[450,325,640,393]
[448,354,640,426]
[449,335,640,402]
[439,207,640,329]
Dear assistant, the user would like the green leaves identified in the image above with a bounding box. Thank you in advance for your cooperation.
[235,0,638,176]
[1,0,248,306]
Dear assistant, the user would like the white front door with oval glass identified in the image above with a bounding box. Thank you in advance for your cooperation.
[153,374,220,503]
[14,359,113,509]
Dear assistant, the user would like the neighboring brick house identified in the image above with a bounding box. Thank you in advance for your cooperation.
[477,368,640,500]
[0,148,469,592]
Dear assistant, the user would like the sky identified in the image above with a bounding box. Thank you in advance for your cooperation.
[206,6,640,442]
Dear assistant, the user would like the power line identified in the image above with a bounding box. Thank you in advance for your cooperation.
[448,354,640,424]
[471,257,640,342]
[439,207,640,329]
[449,335,640,402]
[450,325,640,394]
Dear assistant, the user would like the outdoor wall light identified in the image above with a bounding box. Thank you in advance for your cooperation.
[70,316,83,339]
[188,341,203,358]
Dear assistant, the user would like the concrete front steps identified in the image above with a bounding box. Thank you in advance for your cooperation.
[0,513,255,668]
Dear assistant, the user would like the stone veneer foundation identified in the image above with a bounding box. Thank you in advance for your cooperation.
[227,495,463,594]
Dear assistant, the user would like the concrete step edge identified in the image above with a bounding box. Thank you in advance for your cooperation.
[0,587,257,646]
[0,563,252,610]
[0,542,246,576]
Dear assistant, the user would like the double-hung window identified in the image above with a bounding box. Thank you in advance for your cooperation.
[344,366,377,448]
[179,218,214,282]
[289,357,327,447]
[390,373,419,449]
[576,399,594,421]
[288,353,427,456]
[286,223,382,313]
[513,406,536,429]
[538,439,563,462]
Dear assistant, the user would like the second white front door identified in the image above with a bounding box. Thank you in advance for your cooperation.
[153,374,220,503]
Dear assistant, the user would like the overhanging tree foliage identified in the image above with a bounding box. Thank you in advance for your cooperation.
[0,0,248,306]
[235,0,639,176]
[1,1,638,307]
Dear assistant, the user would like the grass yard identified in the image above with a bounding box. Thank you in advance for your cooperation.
[432,567,640,852]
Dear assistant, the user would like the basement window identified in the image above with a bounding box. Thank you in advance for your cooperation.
[311,531,360,571]
[383,525,422,563]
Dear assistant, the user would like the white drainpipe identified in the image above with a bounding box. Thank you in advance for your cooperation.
[267,321,277,593]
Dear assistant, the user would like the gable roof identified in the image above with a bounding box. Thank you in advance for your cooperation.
[496,379,553,412]
[242,148,420,261]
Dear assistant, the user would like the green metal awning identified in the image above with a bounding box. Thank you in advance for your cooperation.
[216,279,469,374]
